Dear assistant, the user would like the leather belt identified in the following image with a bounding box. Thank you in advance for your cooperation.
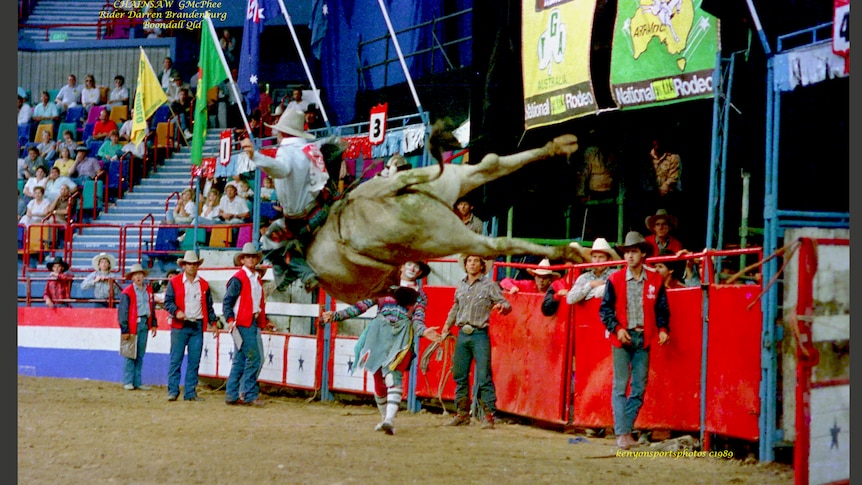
[631,326,644,332]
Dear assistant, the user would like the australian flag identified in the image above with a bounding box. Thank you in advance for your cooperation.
[310,0,328,60]
[238,0,274,114]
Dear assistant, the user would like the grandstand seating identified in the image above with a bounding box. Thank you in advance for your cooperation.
[18,0,109,42]
[86,106,106,125]
[57,122,77,142]
[65,106,85,125]
[33,123,53,144]
[109,105,128,125]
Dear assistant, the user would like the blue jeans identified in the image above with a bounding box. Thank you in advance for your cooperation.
[225,324,262,403]
[167,324,204,400]
[612,330,650,435]
[123,317,150,388]
[452,328,496,414]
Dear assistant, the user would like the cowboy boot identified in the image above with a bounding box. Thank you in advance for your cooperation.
[445,397,471,426]
[479,400,495,430]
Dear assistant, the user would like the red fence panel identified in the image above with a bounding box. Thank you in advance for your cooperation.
[415,286,458,401]
[491,292,570,423]
[705,285,762,440]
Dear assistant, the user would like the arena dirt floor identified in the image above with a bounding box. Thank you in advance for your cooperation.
[18,376,794,484]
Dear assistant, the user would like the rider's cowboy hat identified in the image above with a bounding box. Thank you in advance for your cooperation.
[526,258,561,279]
[233,242,264,266]
[265,109,314,140]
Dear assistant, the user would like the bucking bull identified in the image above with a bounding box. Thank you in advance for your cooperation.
[297,132,586,303]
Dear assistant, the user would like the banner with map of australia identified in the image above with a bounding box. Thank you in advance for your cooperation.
[610,0,720,109]
[522,0,598,130]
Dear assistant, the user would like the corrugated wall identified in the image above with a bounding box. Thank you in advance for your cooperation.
[17,46,170,102]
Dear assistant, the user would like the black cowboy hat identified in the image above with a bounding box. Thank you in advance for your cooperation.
[46,256,69,272]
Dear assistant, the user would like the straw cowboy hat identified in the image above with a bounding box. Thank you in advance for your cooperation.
[46,256,69,272]
[233,242,264,266]
[645,209,679,232]
[177,250,204,266]
[124,263,149,279]
[91,252,117,271]
[526,258,561,279]
[265,109,314,140]
[617,231,654,257]
[569,238,621,261]
[458,254,493,274]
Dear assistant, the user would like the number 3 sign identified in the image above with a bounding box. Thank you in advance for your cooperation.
[369,103,388,146]
[833,0,849,72]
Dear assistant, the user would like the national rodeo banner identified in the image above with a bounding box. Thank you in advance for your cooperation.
[522,0,598,130]
[609,0,720,109]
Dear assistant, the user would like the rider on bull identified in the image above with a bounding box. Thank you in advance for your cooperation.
[240,109,330,293]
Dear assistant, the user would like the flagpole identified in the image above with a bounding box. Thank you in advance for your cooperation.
[375,0,424,117]
[275,0,331,127]
[203,13,254,143]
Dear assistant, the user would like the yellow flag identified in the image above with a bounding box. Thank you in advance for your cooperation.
[131,48,168,145]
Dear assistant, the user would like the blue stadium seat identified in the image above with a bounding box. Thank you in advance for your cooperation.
[65,106,85,125]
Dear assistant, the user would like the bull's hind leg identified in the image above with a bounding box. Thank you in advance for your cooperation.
[454,232,585,263]
[434,134,578,202]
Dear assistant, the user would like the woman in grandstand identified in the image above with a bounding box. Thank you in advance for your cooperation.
[198,189,222,225]
[80,74,101,113]
[52,147,75,177]
[320,262,441,435]
[37,129,56,162]
[105,75,129,113]
[21,185,51,227]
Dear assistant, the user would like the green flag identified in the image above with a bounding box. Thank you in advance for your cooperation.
[191,17,229,165]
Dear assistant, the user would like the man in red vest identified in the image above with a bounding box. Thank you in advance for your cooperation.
[223,243,274,407]
[118,263,157,391]
[599,231,670,450]
[164,250,219,402]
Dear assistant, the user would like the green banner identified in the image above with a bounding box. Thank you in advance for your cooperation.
[522,0,598,130]
[610,0,720,109]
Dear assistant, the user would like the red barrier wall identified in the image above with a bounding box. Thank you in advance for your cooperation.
[572,287,703,432]
[491,292,570,423]
[415,286,458,401]
[705,285,762,440]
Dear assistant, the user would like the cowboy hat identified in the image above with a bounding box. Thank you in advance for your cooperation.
[403,261,432,281]
[74,145,89,152]
[458,254,493,274]
[526,259,561,278]
[645,209,679,232]
[124,263,149,279]
[46,256,69,272]
[177,250,204,266]
[569,238,621,261]
[91,252,117,270]
[233,242,264,266]
[617,231,653,257]
[265,109,314,140]
[17,87,28,99]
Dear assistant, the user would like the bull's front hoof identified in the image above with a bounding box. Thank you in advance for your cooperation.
[550,134,579,157]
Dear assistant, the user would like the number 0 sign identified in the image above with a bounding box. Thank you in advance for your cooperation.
[369,103,388,146]
[219,130,232,166]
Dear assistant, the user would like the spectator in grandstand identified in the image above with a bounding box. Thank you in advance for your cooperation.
[441,255,512,430]
[259,176,276,201]
[171,87,193,142]
[644,209,684,257]
[118,118,147,160]
[18,89,33,130]
[499,258,560,295]
[454,196,483,235]
[118,263,158,391]
[32,90,60,129]
[96,129,123,164]
[651,248,701,289]
[220,29,237,66]
[91,108,119,142]
[599,231,669,450]
[275,87,309,116]
[23,146,48,180]
[105,75,129,113]
[165,74,186,104]
[43,256,73,308]
[304,105,325,131]
[80,74,101,113]
[217,184,251,224]
[69,145,104,186]
[223,243,273,406]
[21,185,50,227]
[80,252,120,306]
[46,183,74,245]
[198,189,222,225]
[36,129,56,162]
[56,129,78,160]
[22,165,49,207]
[45,166,78,202]
[567,238,622,305]
[575,142,620,241]
[164,250,219,402]
[55,74,81,112]
[166,188,197,225]
[633,137,682,227]
[160,57,179,92]
[320,262,441,435]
